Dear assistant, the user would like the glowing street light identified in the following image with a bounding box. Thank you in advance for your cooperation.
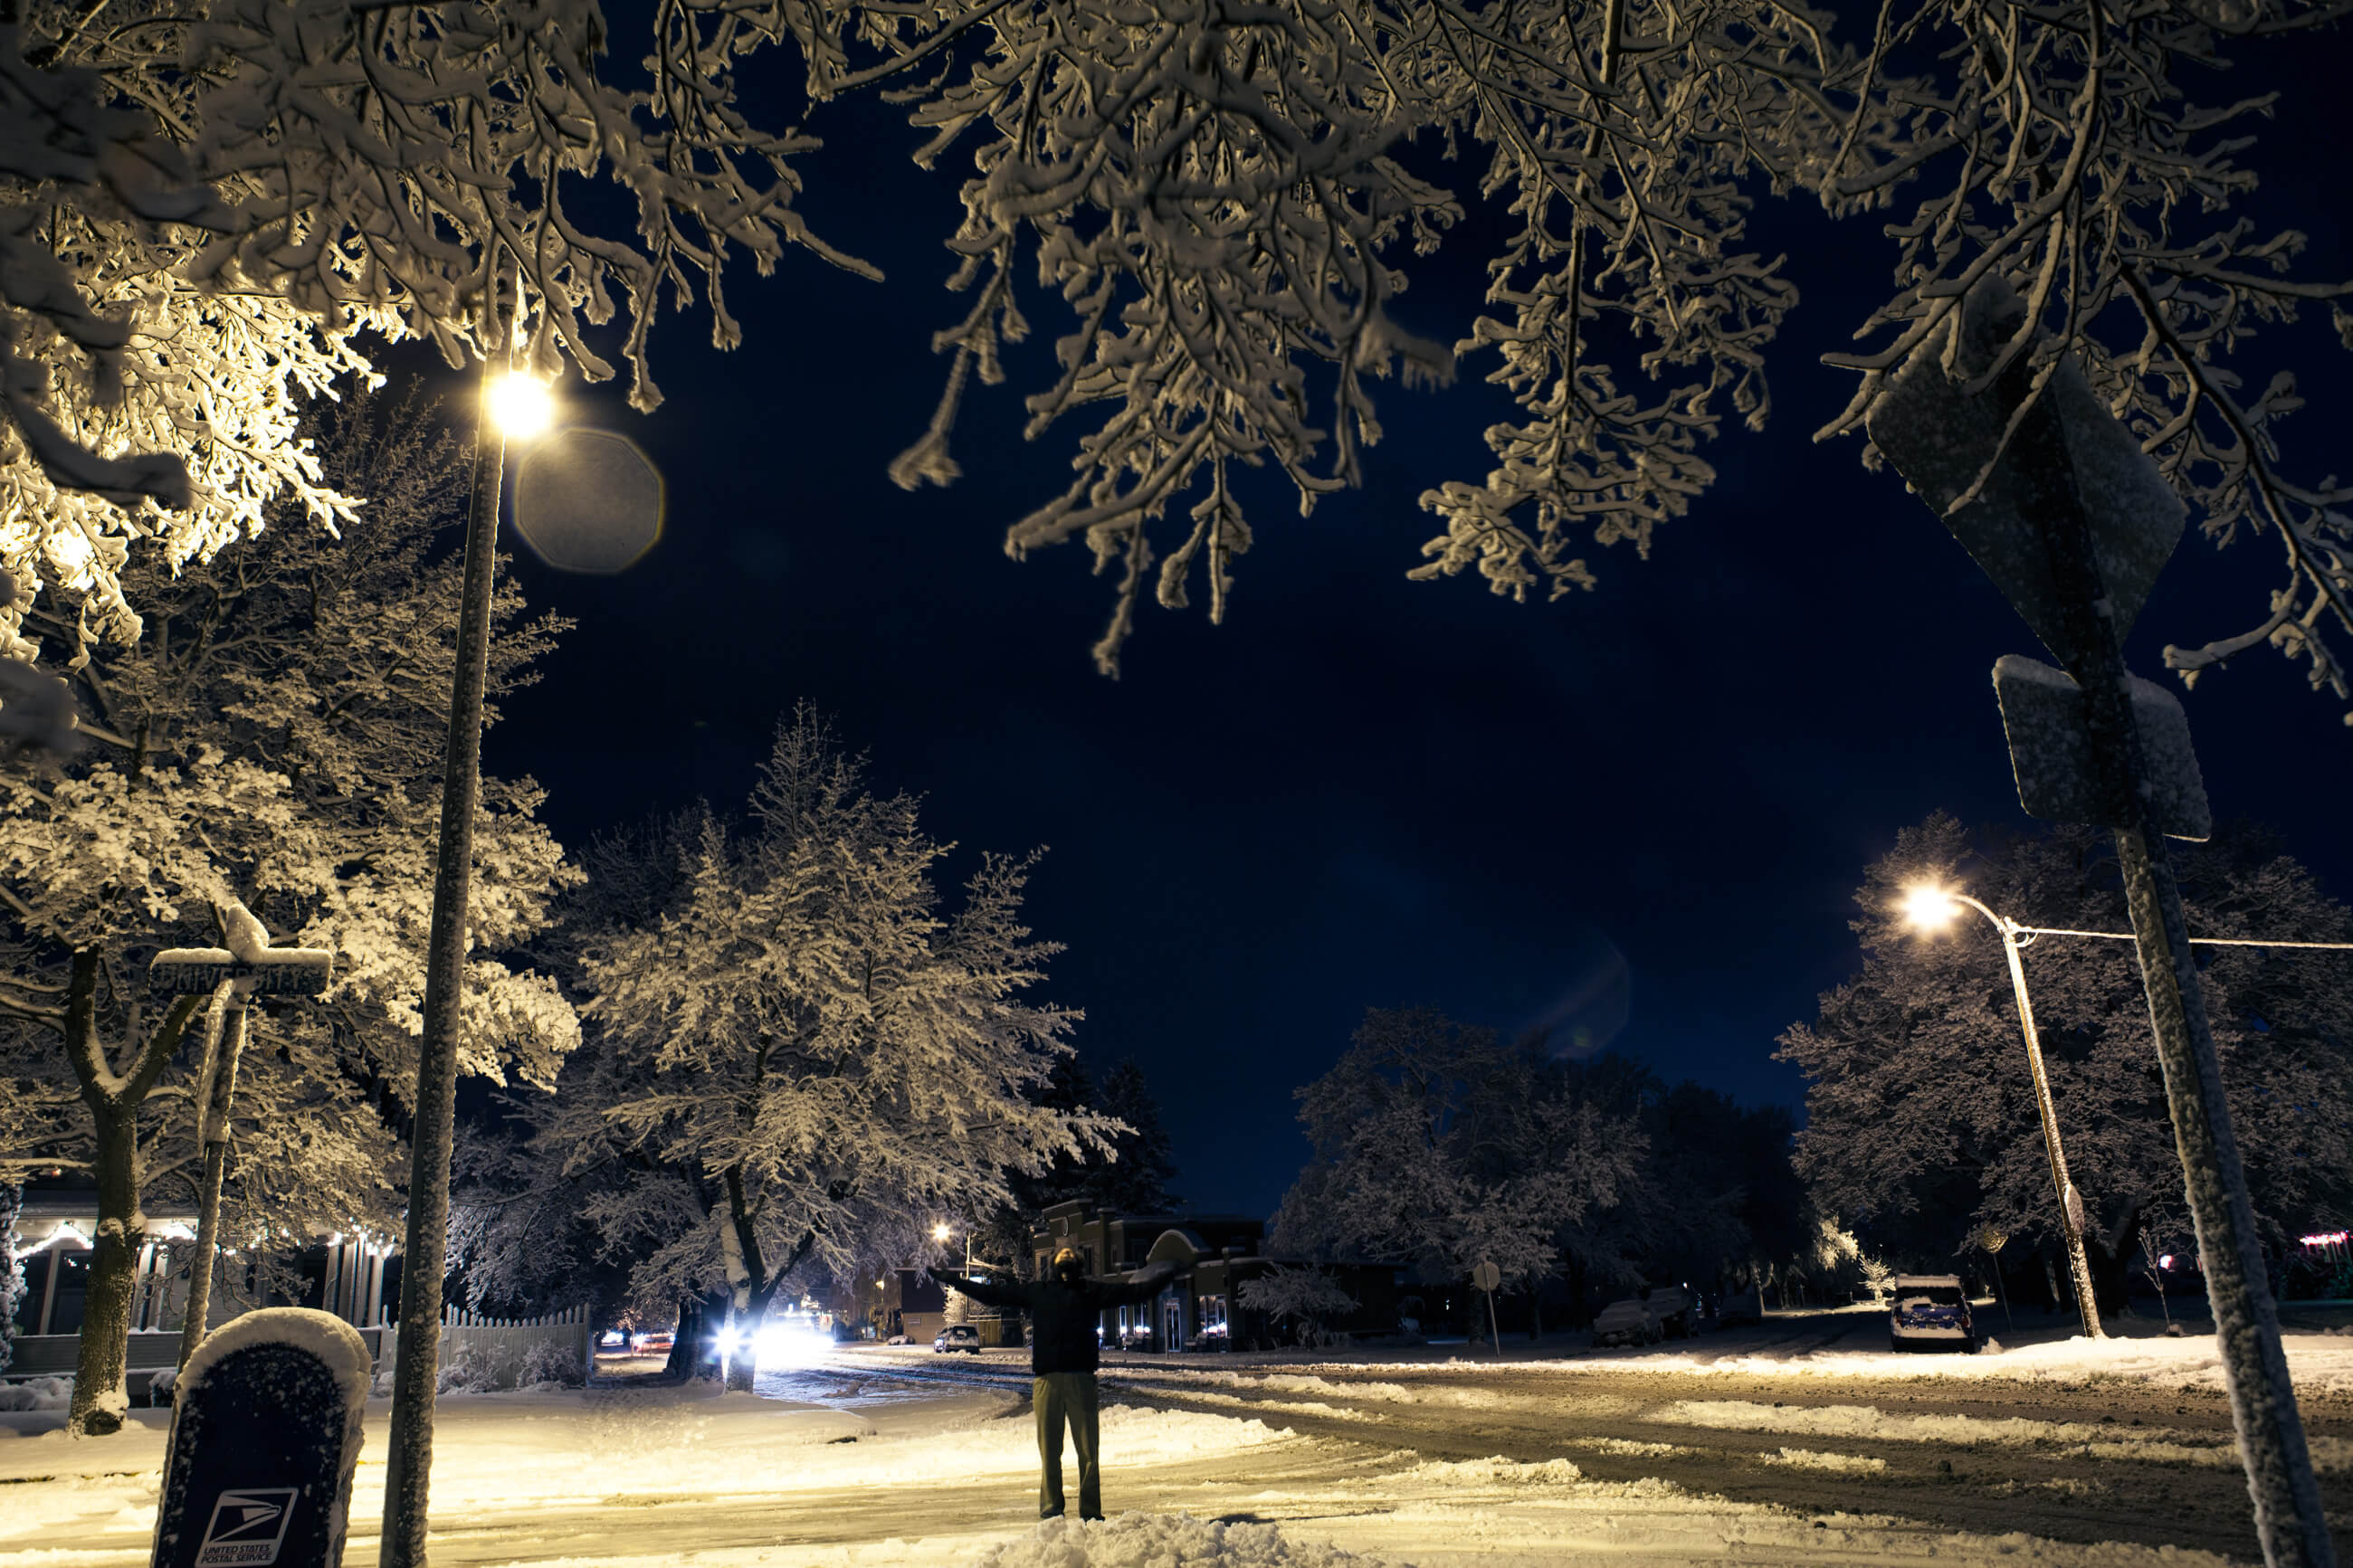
[485,372,553,439]
[385,309,557,1568]
[1900,886,1961,932]
[934,1221,974,1275]
[1900,883,2104,1339]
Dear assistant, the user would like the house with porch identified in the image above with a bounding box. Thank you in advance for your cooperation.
[6,1180,396,1387]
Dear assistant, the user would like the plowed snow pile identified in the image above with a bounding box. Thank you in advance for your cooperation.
[976,1515,1378,1568]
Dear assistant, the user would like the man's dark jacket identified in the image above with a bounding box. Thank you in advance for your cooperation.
[948,1262,1179,1375]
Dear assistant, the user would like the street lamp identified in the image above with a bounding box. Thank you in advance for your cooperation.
[934,1221,972,1274]
[486,372,552,439]
[1901,884,2105,1339]
[381,326,552,1568]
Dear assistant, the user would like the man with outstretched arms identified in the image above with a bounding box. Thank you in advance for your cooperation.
[945,1248,1185,1520]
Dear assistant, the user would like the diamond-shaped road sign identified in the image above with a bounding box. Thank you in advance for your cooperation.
[1868,279,2206,839]
[1994,655,2212,841]
[1867,280,2185,675]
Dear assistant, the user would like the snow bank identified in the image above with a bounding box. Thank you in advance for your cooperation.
[1165,1326,2353,1396]
[1762,1446,1888,1474]
[1657,1396,2353,1471]
[977,1514,1385,1568]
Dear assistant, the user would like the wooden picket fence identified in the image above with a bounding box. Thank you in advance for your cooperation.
[376,1304,594,1388]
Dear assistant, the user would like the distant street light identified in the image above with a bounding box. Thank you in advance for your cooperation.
[1902,885,2105,1339]
[935,1221,973,1275]
[381,313,551,1568]
[1902,886,2353,1343]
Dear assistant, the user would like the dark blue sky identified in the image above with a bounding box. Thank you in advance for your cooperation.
[485,39,2352,1221]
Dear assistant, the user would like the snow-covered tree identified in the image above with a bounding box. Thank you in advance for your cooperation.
[2,0,864,663]
[507,708,1110,1390]
[0,393,578,1433]
[1779,812,2353,1310]
[795,0,2348,707]
[1272,1007,1641,1293]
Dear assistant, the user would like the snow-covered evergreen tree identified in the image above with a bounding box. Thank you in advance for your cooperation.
[0,393,578,1433]
[503,708,1109,1389]
[1779,813,2353,1309]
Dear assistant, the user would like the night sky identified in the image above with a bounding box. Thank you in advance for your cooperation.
[480,41,2352,1222]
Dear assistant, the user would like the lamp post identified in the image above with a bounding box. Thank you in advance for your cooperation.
[379,345,551,1568]
[1902,886,2105,1339]
[1901,889,2353,1342]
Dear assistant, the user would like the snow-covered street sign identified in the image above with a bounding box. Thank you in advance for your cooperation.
[151,905,333,997]
[1867,283,2184,677]
[1870,275,2334,1568]
[1470,1260,1501,1292]
[1992,656,2211,841]
[152,1308,371,1568]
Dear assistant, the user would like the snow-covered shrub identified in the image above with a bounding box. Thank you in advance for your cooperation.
[147,1368,177,1406]
[0,1184,22,1376]
[438,1341,518,1394]
[1238,1266,1357,1346]
[517,1340,585,1390]
[0,1376,74,1411]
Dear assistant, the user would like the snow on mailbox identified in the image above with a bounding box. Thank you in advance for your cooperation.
[152,1309,371,1568]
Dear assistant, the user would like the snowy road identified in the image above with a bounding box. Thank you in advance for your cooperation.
[6,1312,2351,1566]
[849,1307,2353,1563]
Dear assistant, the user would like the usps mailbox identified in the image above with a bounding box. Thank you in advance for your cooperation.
[152,1309,371,1568]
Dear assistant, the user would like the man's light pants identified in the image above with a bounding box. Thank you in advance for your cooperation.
[1034,1372,1101,1519]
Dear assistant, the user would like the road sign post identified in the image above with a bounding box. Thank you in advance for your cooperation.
[1870,280,2332,1568]
[151,909,333,1371]
[1472,1259,1502,1354]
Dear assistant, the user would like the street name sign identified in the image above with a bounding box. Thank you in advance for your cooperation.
[151,948,332,996]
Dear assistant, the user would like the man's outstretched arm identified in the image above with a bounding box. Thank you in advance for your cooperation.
[945,1273,1025,1310]
[1099,1260,1183,1306]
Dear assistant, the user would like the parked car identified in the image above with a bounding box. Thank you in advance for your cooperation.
[933,1324,983,1354]
[1889,1274,1977,1353]
[1714,1283,1765,1329]
[1645,1286,1698,1339]
[1591,1297,1662,1348]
